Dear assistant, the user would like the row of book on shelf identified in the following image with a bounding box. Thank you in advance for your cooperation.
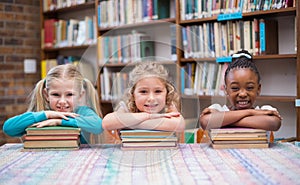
[41,55,81,78]
[43,16,97,49]
[100,60,227,100]
[97,0,174,28]
[100,68,129,101]
[182,62,228,96]
[180,0,295,20]
[181,18,278,59]
[98,30,155,65]
[42,0,90,12]
[100,62,177,101]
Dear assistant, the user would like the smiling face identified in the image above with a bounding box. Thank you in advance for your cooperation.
[44,78,83,112]
[225,68,261,110]
[133,77,167,113]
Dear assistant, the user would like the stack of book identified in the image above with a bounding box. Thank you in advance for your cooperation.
[209,128,269,149]
[120,129,178,150]
[24,126,81,150]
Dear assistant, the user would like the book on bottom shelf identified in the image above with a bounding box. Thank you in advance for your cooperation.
[24,126,81,149]
[209,128,269,149]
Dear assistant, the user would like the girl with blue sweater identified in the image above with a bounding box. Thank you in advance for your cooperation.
[3,64,103,144]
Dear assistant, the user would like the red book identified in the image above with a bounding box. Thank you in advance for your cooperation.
[25,135,79,141]
[44,19,57,48]
[253,18,260,55]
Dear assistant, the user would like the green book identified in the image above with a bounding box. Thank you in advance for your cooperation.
[26,126,81,135]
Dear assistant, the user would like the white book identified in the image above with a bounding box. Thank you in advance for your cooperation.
[214,64,223,95]
[103,67,111,101]
[243,20,251,52]
[76,20,86,45]
[213,22,221,57]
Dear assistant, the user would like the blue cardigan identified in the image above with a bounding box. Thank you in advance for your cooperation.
[3,106,103,144]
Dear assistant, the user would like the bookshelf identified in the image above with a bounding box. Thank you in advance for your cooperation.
[176,1,299,140]
[40,1,300,141]
[40,0,98,83]
[95,0,179,115]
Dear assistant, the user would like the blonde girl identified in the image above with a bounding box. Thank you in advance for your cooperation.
[3,64,103,143]
[102,62,185,132]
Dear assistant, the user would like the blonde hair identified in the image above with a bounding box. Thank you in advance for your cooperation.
[27,64,102,117]
[124,62,180,112]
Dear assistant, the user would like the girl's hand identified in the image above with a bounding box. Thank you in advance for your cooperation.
[32,119,62,128]
[200,108,219,117]
[44,111,79,120]
[163,112,181,118]
[251,109,282,120]
[149,112,181,119]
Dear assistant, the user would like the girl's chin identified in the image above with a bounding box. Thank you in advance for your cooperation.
[144,109,160,114]
[56,109,71,112]
[235,104,251,110]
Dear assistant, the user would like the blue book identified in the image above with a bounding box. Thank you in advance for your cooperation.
[97,4,101,27]
[259,19,278,55]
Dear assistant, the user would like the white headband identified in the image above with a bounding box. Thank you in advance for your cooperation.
[232,53,252,59]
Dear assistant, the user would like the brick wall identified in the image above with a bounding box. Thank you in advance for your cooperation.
[0,0,41,145]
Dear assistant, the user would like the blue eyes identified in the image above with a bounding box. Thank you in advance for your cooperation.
[138,90,163,94]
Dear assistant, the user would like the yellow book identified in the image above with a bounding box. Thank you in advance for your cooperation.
[41,60,47,79]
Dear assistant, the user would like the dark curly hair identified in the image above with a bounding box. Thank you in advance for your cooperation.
[224,50,261,84]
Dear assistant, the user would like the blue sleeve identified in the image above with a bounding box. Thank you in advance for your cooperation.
[3,112,47,137]
[61,106,103,134]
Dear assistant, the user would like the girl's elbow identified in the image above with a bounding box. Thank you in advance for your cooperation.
[101,120,110,130]
[271,121,281,131]
[268,117,282,131]
[3,124,20,137]
[102,116,114,130]
[3,124,12,136]
[175,121,185,132]
[199,117,208,130]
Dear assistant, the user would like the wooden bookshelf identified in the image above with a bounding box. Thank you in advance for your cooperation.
[40,0,97,63]
[176,1,299,140]
[297,0,300,141]
[40,0,300,140]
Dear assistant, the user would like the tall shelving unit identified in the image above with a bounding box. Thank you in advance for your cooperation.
[95,0,179,116]
[297,0,300,141]
[40,0,97,83]
[175,0,299,140]
[40,0,299,141]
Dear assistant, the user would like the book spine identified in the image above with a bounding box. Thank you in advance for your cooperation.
[259,18,266,54]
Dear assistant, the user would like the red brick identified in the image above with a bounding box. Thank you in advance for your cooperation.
[0,63,15,70]
[0,1,13,4]
[0,98,14,104]
[0,13,15,21]
[4,38,23,46]
[4,4,24,12]
[6,22,25,29]
[15,0,37,6]
[0,30,15,37]
[5,55,24,62]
